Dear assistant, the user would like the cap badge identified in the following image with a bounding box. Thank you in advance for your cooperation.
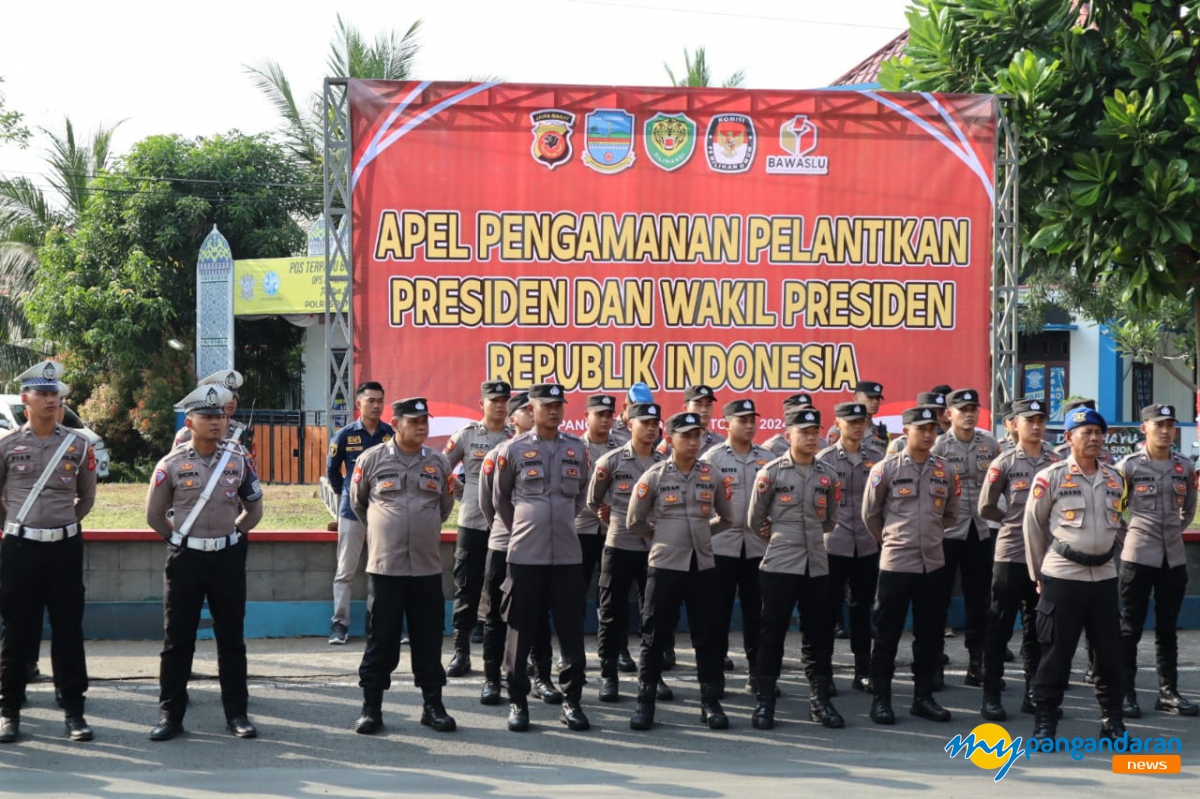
[205,387,220,406]
[42,363,56,379]
[804,412,814,421]
[1072,411,1088,423]
[649,405,657,414]
[550,386,561,396]
[686,414,696,423]
[1162,405,1171,415]
[743,401,751,409]
[415,401,425,410]
[922,409,931,418]
[1031,401,1040,410]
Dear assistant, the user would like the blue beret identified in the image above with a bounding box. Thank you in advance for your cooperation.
[1063,407,1107,433]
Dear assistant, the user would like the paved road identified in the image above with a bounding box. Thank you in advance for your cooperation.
[2,633,1199,797]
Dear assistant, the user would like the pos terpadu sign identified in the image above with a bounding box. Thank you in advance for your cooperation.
[233,257,348,315]
[349,80,998,428]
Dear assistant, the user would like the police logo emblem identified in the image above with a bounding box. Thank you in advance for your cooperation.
[523,450,538,459]
[643,112,696,172]
[422,465,438,475]
[530,109,574,170]
[1031,401,1041,410]
[780,494,793,503]
[664,493,679,503]
[636,482,649,498]
[582,109,636,174]
[1162,405,1172,415]
[239,273,255,301]
[1072,411,1088,423]
[705,114,756,173]
[415,401,425,410]
[649,405,657,414]
[617,481,632,491]
[686,414,697,424]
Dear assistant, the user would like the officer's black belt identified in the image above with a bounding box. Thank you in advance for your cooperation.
[1050,536,1116,567]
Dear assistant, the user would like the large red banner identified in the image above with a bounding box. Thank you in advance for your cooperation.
[350,81,997,439]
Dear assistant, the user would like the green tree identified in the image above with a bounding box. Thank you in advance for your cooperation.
[27,132,319,462]
[880,0,1200,387]
[0,77,30,148]
[246,14,422,165]
[664,47,746,88]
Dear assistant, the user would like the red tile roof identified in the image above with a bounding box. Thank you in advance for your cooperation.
[830,32,909,86]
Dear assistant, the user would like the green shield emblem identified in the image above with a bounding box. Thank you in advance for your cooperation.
[643,113,697,172]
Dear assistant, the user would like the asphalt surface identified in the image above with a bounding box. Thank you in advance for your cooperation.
[2,632,1199,797]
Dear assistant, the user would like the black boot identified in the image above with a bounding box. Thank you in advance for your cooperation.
[0,715,18,744]
[980,693,1006,721]
[480,678,502,706]
[911,693,952,722]
[964,649,983,687]
[617,648,637,673]
[1156,683,1200,716]
[699,683,729,729]
[1123,690,1142,719]
[656,676,674,701]
[354,690,384,735]
[446,629,471,677]
[1031,703,1057,739]
[630,683,656,730]
[507,698,530,732]
[752,677,777,730]
[420,687,456,732]
[1020,681,1035,714]
[1100,716,1126,739]
[870,686,895,725]
[809,677,844,728]
[65,714,94,742]
[599,659,619,703]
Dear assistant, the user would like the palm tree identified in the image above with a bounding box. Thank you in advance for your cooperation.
[664,47,746,89]
[246,15,422,166]
[0,117,120,348]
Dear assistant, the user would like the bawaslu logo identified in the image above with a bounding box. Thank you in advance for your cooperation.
[766,115,829,175]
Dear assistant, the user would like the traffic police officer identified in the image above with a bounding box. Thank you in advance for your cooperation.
[931,388,1000,686]
[1024,406,1127,740]
[977,398,1059,720]
[145,384,263,741]
[817,402,886,693]
[492,383,591,732]
[863,406,960,725]
[443,380,513,677]
[1117,403,1198,717]
[350,397,457,735]
[627,412,728,731]
[703,399,773,687]
[0,361,97,744]
[588,402,668,703]
[326,381,394,645]
[172,370,251,448]
[747,407,843,730]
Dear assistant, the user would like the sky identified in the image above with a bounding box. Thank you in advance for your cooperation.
[0,0,910,197]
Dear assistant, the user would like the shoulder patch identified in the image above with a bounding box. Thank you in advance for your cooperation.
[987,467,1001,483]
[636,481,650,498]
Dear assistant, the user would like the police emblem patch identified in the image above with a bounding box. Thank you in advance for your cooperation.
[352,466,363,483]
[986,468,999,483]
[582,109,636,174]
[473,449,487,458]
[530,109,575,170]
[664,493,679,503]
[643,112,696,172]
[636,482,649,498]
[566,448,576,458]
[328,443,338,458]
[596,466,610,481]
[934,497,944,507]
[422,465,438,475]
[869,469,882,487]
[154,469,167,486]
[1063,509,1077,521]
[379,481,396,489]
[566,467,580,478]
[523,450,538,459]
[618,481,632,491]
[899,487,912,496]
[819,476,831,487]
[706,114,756,173]
[483,457,495,475]
[526,469,540,478]
[780,494,793,503]
[424,480,439,491]
[757,478,770,494]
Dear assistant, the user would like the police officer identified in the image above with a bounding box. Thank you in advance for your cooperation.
[350,397,457,735]
[977,398,1059,721]
[1025,406,1127,739]
[1117,403,1198,718]
[764,394,820,456]
[703,399,773,687]
[627,412,728,731]
[747,407,843,730]
[443,380,513,677]
[818,402,886,693]
[172,370,251,448]
[997,402,1017,451]
[830,381,888,451]
[326,381,394,645]
[886,392,949,455]
[931,388,1000,686]
[145,384,263,741]
[492,383,591,732]
[578,395,620,602]
[588,402,668,703]
[863,406,960,725]
[610,382,654,447]
[477,393,558,706]
[657,385,724,458]
[1053,398,1117,465]
[0,361,97,744]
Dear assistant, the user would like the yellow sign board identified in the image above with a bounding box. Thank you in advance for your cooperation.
[233,257,347,315]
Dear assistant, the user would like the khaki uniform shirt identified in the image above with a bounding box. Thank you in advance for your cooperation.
[587,444,664,552]
[702,442,774,559]
[627,459,719,571]
[862,452,961,573]
[0,424,97,528]
[817,441,886,557]
[978,446,1060,564]
[351,441,454,577]
[1118,450,1196,569]
[1024,456,1126,582]
[146,442,262,540]
[932,429,1000,540]
[444,421,511,532]
[747,453,840,576]
[576,434,621,537]
[656,430,724,459]
[478,444,510,552]
[493,430,589,566]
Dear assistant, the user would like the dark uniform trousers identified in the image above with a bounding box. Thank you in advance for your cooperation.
[638,555,722,686]
[715,551,762,672]
[827,551,880,671]
[480,549,552,681]
[941,522,993,653]
[160,538,248,721]
[596,547,648,663]
[451,527,489,635]
[0,534,88,716]
[757,569,832,682]
[1032,575,1123,714]
[580,535,604,597]
[1120,559,1189,690]
[502,563,586,702]
[983,561,1040,693]
[359,573,446,692]
[871,568,946,692]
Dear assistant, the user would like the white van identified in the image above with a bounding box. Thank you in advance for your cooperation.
[0,394,111,479]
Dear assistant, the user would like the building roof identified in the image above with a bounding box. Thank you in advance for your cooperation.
[830,32,908,87]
